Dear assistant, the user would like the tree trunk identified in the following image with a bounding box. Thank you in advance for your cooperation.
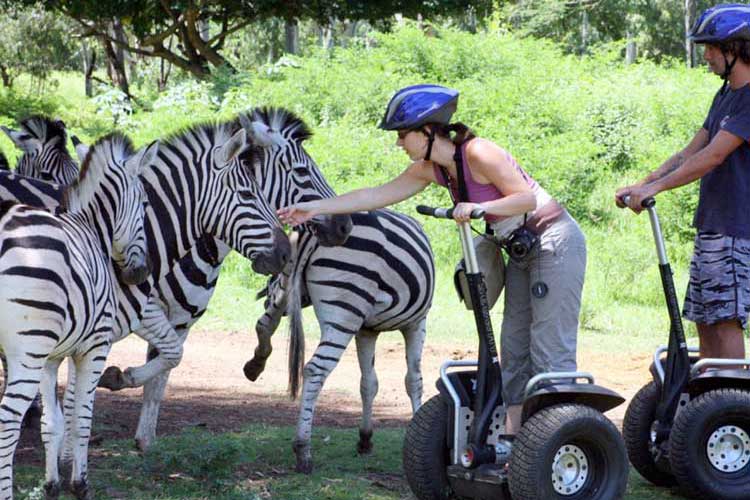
[625,31,637,64]
[81,40,96,97]
[101,19,131,100]
[158,37,174,92]
[685,0,697,68]
[284,18,299,55]
[267,18,280,63]
[580,4,590,55]
[0,65,12,88]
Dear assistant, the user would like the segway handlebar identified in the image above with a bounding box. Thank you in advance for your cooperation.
[416,205,486,220]
[619,195,655,208]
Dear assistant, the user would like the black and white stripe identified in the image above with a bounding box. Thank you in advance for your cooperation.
[1,116,78,185]
[0,133,152,499]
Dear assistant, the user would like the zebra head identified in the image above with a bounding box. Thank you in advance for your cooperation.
[238,108,353,247]
[0,116,79,184]
[191,123,290,275]
[66,133,155,285]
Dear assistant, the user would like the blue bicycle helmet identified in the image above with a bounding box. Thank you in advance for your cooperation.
[379,84,459,131]
[689,4,750,44]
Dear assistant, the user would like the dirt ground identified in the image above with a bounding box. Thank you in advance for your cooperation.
[14,327,653,465]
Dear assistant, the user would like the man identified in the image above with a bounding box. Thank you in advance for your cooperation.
[616,4,750,360]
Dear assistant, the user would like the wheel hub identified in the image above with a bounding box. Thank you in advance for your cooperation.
[706,425,750,473]
[551,444,589,495]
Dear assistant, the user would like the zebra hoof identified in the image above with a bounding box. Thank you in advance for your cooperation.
[98,366,126,391]
[292,439,313,474]
[44,480,61,500]
[243,358,267,381]
[357,429,373,455]
[71,479,93,500]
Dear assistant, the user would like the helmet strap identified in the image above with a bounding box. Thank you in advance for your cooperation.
[721,51,738,94]
[423,127,437,161]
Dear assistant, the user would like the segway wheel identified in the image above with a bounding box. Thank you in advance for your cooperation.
[403,394,454,500]
[622,381,676,486]
[669,388,750,500]
[508,403,628,500]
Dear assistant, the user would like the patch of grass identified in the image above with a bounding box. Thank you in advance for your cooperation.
[14,425,682,499]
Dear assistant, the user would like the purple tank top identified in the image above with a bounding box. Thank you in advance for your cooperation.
[433,141,537,223]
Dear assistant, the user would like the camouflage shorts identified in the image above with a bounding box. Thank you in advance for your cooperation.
[683,232,750,329]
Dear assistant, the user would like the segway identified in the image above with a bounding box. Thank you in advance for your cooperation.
[404,205,629,500]
[620,196,750,500]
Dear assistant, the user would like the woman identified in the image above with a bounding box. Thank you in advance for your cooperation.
[278,84,587,434]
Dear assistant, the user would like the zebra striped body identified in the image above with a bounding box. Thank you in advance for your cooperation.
[258,208,435,474]
[127,109,354,449]
[0,133,152,499]
[0,121,292,452]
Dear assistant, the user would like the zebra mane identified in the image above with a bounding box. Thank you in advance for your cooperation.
[20,115,68,149]
[63,132,135,212]
[162,120,242,156]
[0,151,9,171]
[248,107,313,144]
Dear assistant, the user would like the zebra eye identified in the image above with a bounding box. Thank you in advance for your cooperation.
[292,163,309,175]
[238,189,256,201]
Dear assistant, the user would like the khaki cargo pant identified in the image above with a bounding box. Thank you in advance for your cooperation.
[496,211,586,405]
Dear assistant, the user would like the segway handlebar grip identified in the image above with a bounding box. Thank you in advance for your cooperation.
[416,205,485,220]
[620,195,655,208]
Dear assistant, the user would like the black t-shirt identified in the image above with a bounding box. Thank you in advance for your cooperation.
[694,84,750,238]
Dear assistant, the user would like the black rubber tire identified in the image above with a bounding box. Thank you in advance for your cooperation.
[403,394,455,500]
[622,381,676,487]
[670,388,750,500]
[508,403,629,500]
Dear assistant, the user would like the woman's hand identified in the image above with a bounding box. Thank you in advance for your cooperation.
[453,202,482,222]
[277,201,319,226]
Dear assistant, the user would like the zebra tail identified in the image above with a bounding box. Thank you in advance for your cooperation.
[287,267,305,399]
[286,230,304,399]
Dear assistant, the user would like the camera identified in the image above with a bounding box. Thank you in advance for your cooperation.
[504,226,538,261]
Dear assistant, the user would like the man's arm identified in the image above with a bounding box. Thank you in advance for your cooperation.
[640,128,710,186]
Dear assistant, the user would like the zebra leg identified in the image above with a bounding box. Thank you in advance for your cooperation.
[245,296,287,381]
[134,348,170,451]
[0,352,41,430]
[59,357,77,487]
[401,318,426,415]
[99,302,183,391]
[293,324,356,474]
[0,356,44,500]
[355,332,378,455]
[68,344,111,500]
[39,359,63,499]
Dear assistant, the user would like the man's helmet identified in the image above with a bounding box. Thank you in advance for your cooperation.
[689,4,750,45]
[379,84,459,130]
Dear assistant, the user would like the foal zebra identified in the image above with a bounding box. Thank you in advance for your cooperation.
[0,133,153,500]
[1,116,79,184]
[250,208,435,473]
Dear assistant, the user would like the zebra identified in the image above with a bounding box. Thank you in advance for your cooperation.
[1,116,79,184]
[0,121,294,452]
[249,208,435,473]
[0,132,153,500]
[109,108,354,450]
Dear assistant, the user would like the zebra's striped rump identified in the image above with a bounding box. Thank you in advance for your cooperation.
[0,132,152,499]
[238,108,352,247]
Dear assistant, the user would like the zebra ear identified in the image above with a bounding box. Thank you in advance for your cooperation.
[216,128,247,166]
[126,140,159,177]
[74,141,90,164]
[1,126,39,153]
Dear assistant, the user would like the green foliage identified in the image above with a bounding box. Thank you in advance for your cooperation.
[0,3,77,87]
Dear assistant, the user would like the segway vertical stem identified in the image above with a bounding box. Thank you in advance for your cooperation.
[627,197,690,440]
